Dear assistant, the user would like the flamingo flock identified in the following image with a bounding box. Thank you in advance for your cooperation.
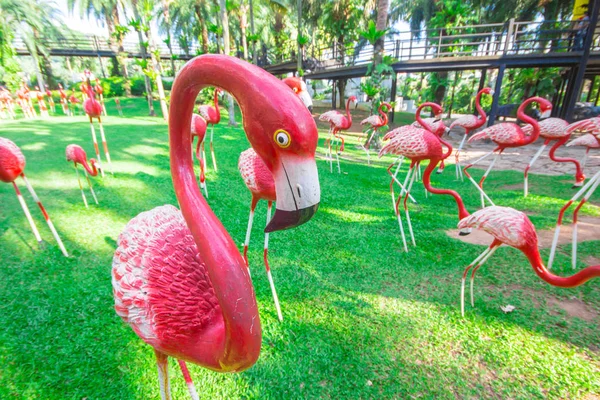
[2,56,600,399]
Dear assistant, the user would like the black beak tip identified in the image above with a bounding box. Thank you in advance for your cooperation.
[308,106,313,113]
[264,203,319,233]
[459,230,471,236]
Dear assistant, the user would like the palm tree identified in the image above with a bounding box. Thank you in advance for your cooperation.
[128,0,156,116]
[67,0,130,93]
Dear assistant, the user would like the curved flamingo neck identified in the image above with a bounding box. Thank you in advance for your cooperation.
[169,55,262,371]
[422,159,470,220]
[213,90,221,122]
[517,99,541,146]
[378,103,389,126]
[438,136,453,159]
[524,247,600,287]
[474,89,487,123]
[416,102,437,132]
[82,158,98,176]
[548,137,584,180]
[345,98,352,125]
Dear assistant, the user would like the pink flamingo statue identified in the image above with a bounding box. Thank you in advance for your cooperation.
[450,87,494,180]
[94,78,107,116]
[114,98,124,117]
[69,91,79,116]
[379,115,468,251]
[35,87,49,117]
[112,54,320,399]
[238,148,284,321]
[0,137,69,257]
[58,84,70,115]
[84,81,112,176]
[66,144,99,208]
[383,102,448,188]
[283,77,313,112]
[191,113,209,198]
[412,112,450,173]
[360,102,391,165]
[319,95,358,173]
[566,133,600,170]
[458,206,600,316]
[0,88,15,119]
[45,85,56,114]
[198,88,222,172]
[522,117,585,196]
[548,117,600,271]
[464,96,552,208]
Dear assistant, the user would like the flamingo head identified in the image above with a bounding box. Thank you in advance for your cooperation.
[530,97,553,119]
[283,77,313,112]
[430,103,444,119]
[170,55,320,234]
[247,91,321,233]
[574,170,586,186]
[482,87,494,96]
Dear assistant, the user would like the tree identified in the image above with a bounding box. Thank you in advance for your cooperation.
[373,0,389,66]
[128,1,156,116]
[219,0,237,126]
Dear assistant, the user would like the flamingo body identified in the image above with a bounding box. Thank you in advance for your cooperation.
[567,116,600,136]
[412,118,448,137]
[319,110,351,131]
[468,123,533,147]
[567,133,600,148]
[84,96,102,118]
[361,114,385,129]
[380,127,443,160]
[191,114,207,142]
[197,89,221,124]
[113,205,223,366]
[0,137,25,183]
[450,114,482,131]
[459,206,534,248]
[522,118,569,139]
[238,148,276,202]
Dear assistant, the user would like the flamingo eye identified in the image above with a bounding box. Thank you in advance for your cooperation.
[274,130,291,148]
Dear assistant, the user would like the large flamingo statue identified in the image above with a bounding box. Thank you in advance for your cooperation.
[566,133,600,170]
[191,113,208,197]
[464,97,552,208]
[522,117,585,196]
[283,77,313,112]
[112,55,320,399]
[238,148,283,321]
[360,102,391,165]
[450,87,494,179]
[66,144,99,208]
[58,84,69,115]
[458,206,600,316]
[319,95,358,173]
[83,81,112,176]
[0,137,69,257]
[548,117,600,271]
[198,88,222,172]
[379,117,469,251]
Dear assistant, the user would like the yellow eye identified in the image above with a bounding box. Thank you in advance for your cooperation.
[274,130,291,148]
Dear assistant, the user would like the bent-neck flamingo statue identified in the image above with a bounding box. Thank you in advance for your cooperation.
[66,144,99,208]
[238,148,284,321]
[464,96,552,208]
[58,84,69,115]
[450,87,494,180]
[379,115,469,252]
[0,137,69,257]
[198,88,222,172]
[94,78,107,116]
[191,113,209,197]
[458,206,600,316]
[112,54,320,400]
[412,111,450,173]
[0,88,15,119]
[566,133,600,170]
[548,117,600,271]
[283,77,313,113]
[319,95,358,173]
[84,81,113,176]
[360,102,391,165]
[522,117,585,196]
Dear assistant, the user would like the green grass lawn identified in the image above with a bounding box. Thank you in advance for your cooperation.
[0,98,598,399]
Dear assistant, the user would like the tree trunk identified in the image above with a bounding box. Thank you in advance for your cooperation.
[146,24,169,120]
[240,2,249,59]
[297,0,302,73]
[131,0,156,116]
[219,0,237,126]
[109,8,131,95]
[433,71,448,106]
[249,0,257,64]
[337,79,347,109]
[374,0,389,66]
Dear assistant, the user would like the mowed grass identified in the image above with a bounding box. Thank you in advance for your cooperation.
[0,97,599,399]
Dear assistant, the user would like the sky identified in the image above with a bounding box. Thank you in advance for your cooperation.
[56,0,108,36]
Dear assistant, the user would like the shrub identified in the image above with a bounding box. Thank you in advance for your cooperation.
[131,76,150,96]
